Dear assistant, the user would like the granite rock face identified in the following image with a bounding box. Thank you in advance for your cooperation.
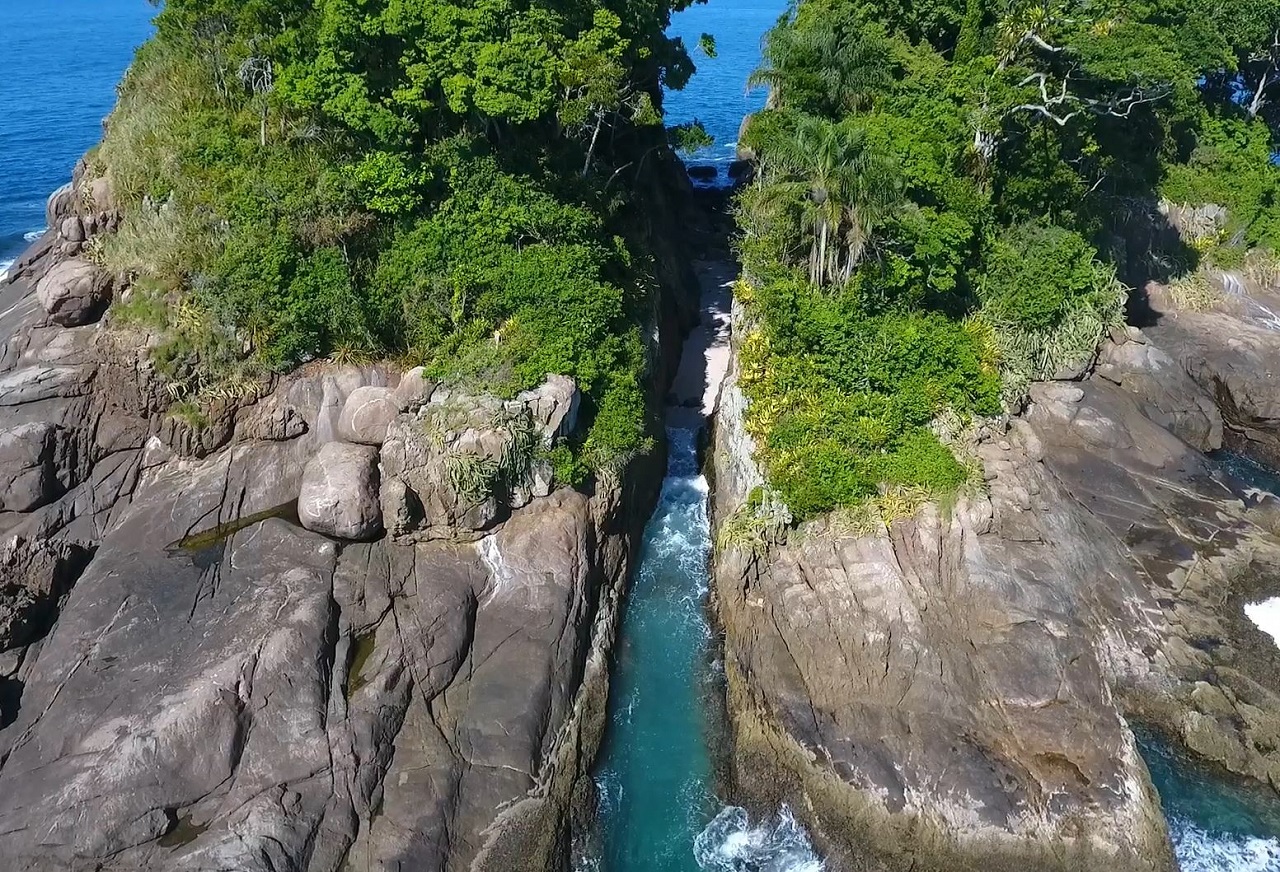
[0,422,73,512]
[712,293,1280,872]
[1140,280,1280,467]
[338,385,399,445]
[379,379,580,541]
[36,258,112,326]
[0,229,660,872]
[298,441,384,540]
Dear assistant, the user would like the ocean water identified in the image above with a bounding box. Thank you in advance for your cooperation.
[663,0,787,174]
[1140,731,1280,872]
[587,428,822,872]
[0,0,154,276]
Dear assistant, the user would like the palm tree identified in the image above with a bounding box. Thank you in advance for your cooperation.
[761,115,900,286]
[749,15,890,115]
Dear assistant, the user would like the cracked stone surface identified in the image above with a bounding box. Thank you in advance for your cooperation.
[712,302,1280,872]
[0,224,660,872]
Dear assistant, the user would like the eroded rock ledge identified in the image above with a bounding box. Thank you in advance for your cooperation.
[712,292,1280,871]
[0,177,671,871]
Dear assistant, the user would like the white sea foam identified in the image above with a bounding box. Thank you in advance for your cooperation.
[1243,597,1280,649]
[1171,820,1280,872]
[23,228,44,242]
[694,805,824,872]
[0,258,13,281]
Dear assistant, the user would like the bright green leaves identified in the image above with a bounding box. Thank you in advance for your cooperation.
[560,10,632,128]
[344,151,427,215]
[471,32,558,123]
[980,223,1105,333]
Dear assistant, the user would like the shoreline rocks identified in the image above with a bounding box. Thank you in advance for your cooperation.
[710,282,1280,871]
[0,216,669,872]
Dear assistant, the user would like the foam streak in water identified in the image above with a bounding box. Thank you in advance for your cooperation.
[693,806,823,872]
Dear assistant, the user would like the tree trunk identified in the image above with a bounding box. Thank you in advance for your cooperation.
[1249,66,1273,118]
[582,110,604,177]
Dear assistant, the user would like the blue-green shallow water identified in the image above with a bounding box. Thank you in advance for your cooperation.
[587,428,821,872]
[0,1,154,275]
[1140,730,1280,871]
[1134,450,1280,871]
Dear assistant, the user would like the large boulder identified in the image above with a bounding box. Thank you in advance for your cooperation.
[298,442,383,540]
[516,374,580,445]
[392,366,437,411]
[35,258,111,326]
[0,422,72,512]
[338,385,399,445]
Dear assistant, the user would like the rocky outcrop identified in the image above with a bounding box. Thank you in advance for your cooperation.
[380,381,578,542]
[0,422,74,512]
[712,302,1280,871]
[1140,280,1280,467]
[0,214,665,872]
[35,258,112,326]
[298,441,384,540]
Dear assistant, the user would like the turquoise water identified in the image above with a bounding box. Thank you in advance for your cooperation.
[589,428,822,872]
[1140,732,1280,871]
[0,0,154,274]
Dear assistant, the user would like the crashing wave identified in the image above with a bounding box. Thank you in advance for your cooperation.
[1171,820,1280,872]
[694,805,823,872]
[23,228,44,242]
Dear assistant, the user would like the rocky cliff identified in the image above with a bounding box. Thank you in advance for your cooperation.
[711,285,1280,870]
[0,165,686,872]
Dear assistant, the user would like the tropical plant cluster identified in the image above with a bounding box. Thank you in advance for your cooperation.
[93,0,704,471]
[736,0,1280,520]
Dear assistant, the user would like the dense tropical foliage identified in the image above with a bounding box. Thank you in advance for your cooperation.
[92,0,705,473]
[735,0,1280,520]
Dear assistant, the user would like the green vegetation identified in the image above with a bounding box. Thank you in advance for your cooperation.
[737,0,1280,520]
[96,0,704,471]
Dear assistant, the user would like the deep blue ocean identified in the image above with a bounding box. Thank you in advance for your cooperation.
[0,0,154,275]
[663,0,783,172]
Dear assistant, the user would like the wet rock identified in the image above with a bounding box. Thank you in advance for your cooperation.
[298,441,383,540]
[687,164,718,181]
[338,385,399,445]
[35,257,111,326]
